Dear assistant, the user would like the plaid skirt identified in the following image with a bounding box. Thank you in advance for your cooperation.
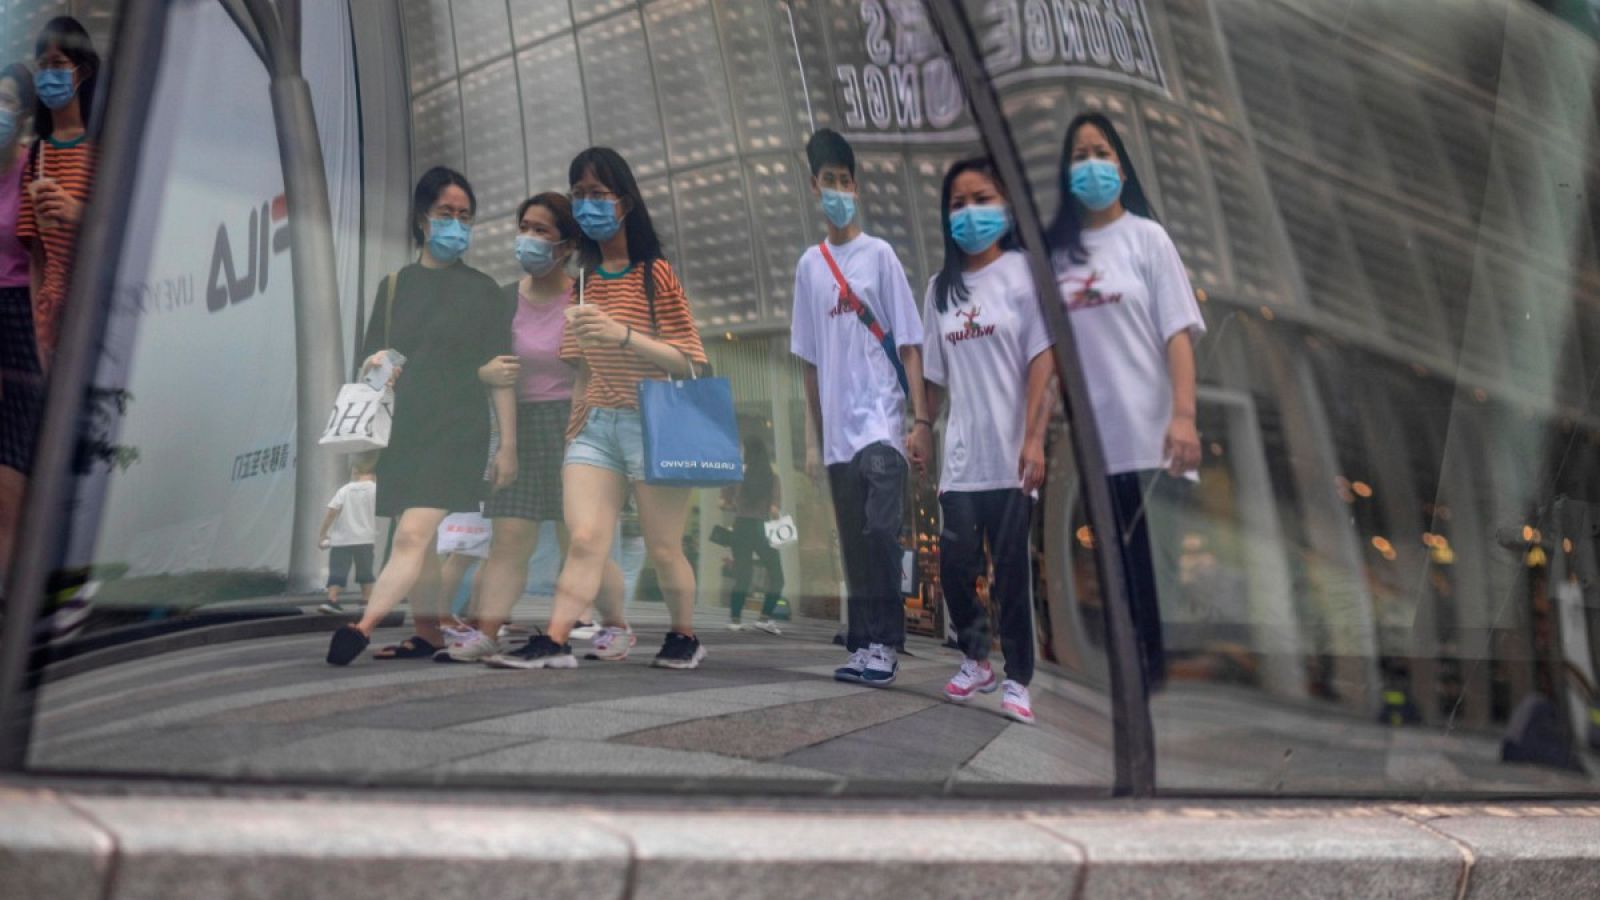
[0,286,44,473]
[484,399,570,522]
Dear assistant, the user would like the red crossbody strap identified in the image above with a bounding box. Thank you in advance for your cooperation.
[818,241,888,341]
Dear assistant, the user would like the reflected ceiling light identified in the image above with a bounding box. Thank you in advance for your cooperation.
[1352,481,1373,498]
[1075,525,1095,549]
[1259,305,1275,320]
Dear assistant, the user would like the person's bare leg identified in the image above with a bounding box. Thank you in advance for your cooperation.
[0,465,25,587]
[478,518,539,639]
[359,582,373,604]
[325,585,341,607]
[548,464,626,644]
[634,483,697,636]
[353,508,447,638]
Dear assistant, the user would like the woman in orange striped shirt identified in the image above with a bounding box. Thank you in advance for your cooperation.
[486,147,709,672]
[18,16,98,368]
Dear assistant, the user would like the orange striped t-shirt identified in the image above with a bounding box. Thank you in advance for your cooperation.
[560,258,707,438]
[17,135,97,360]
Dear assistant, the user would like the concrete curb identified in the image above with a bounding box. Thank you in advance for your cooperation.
[6,788,1600,899]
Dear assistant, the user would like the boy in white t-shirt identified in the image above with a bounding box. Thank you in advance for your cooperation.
[790,129,929,687]
[318,456,378,615]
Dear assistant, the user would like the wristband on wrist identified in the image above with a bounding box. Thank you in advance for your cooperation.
[914,418,933,430]
[620,326,632,349]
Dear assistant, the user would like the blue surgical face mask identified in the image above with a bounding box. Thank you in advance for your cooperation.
[34,68,76,111]
[427,217,471,263]
[515,234,562,277]
[949,204,1010,255]
[1069,159,1123,212]
[574,197,621,242]
[0,109,16,146]
[820,188,856,229]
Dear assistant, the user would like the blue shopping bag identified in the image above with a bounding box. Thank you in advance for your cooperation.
[638,374,745,487]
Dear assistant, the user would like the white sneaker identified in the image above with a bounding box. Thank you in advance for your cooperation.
[751,618,782,635]
[862,644,898,687]
[944,658,998,702]
[442,625,481,645]
[446,633,502,662]
[585,625,636,661]
[727,622,744,632]
[833,648,871,683]
[1001,680,1036,725]
[569,621,600,641]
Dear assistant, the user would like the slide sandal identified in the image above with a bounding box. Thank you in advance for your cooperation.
[326,625,370,666]
[372,636,439,660]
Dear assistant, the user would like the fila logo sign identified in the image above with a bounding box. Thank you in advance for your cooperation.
[208,193,289,312]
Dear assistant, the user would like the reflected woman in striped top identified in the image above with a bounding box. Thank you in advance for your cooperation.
[486,147,710,673]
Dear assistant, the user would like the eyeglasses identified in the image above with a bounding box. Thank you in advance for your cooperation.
[569,188,618,203]
[35,59,74,73]
[429,206,474,225]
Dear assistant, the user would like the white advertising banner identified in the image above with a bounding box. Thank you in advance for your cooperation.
[71,0,361,577]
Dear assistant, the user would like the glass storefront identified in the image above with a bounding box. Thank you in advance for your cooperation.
[2,0,1597,798]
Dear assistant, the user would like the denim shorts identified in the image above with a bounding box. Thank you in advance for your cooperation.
[564,407,646,481]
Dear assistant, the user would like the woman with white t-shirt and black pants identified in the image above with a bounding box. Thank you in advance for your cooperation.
[1048,112,1205,694]
[922,158,1056,725]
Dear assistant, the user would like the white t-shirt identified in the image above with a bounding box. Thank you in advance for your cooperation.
[437,510,492,559]
[326,480,377,547]
[922,252,1054,494]
[790,233,924,466]
[1053,214,1205,475]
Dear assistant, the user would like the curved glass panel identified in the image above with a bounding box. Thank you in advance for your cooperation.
[12,0,1120,795]
[980,0,1600,794]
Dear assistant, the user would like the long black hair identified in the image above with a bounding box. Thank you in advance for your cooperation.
[568,146,663,270]
[33,16,98,141]
[410,165,476,247]
[934,156,1022,313]
[1043,112,1156,265]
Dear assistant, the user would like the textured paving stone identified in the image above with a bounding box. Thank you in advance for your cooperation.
[778,701,1009,782]
[1429,815,1600,899]
[1038,815,1461,899]
[616,687,934,759]
[74,795,630,900]
[228,727,532,776]
[0,788,113,900]
[614,812,1082,900]
[436,738,757,779]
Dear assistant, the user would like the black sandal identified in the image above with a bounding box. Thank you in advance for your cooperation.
[326,625,370,666]
[372,636,439,660]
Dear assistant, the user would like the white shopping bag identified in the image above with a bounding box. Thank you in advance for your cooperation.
[763,514,798,548]
[437,511,492,559]
[319,383,393,452]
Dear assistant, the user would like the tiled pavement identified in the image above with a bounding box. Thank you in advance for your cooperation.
[27,599,1115,789]
[25,597,1600,794]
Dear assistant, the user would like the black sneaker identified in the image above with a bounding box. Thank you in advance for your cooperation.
[651,632,706,670]
[484,634,576,670]
[318,600,346,615]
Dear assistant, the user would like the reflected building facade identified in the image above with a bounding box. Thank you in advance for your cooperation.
[396,0,1598,754]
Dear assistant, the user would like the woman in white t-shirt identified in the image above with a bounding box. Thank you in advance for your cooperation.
[1047,112,1206,693]
[922,158,1057,725]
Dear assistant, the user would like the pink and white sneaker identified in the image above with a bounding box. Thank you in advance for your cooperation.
[944,658,998,702]
[1001,680,1035,725]
[585,625,636,661]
